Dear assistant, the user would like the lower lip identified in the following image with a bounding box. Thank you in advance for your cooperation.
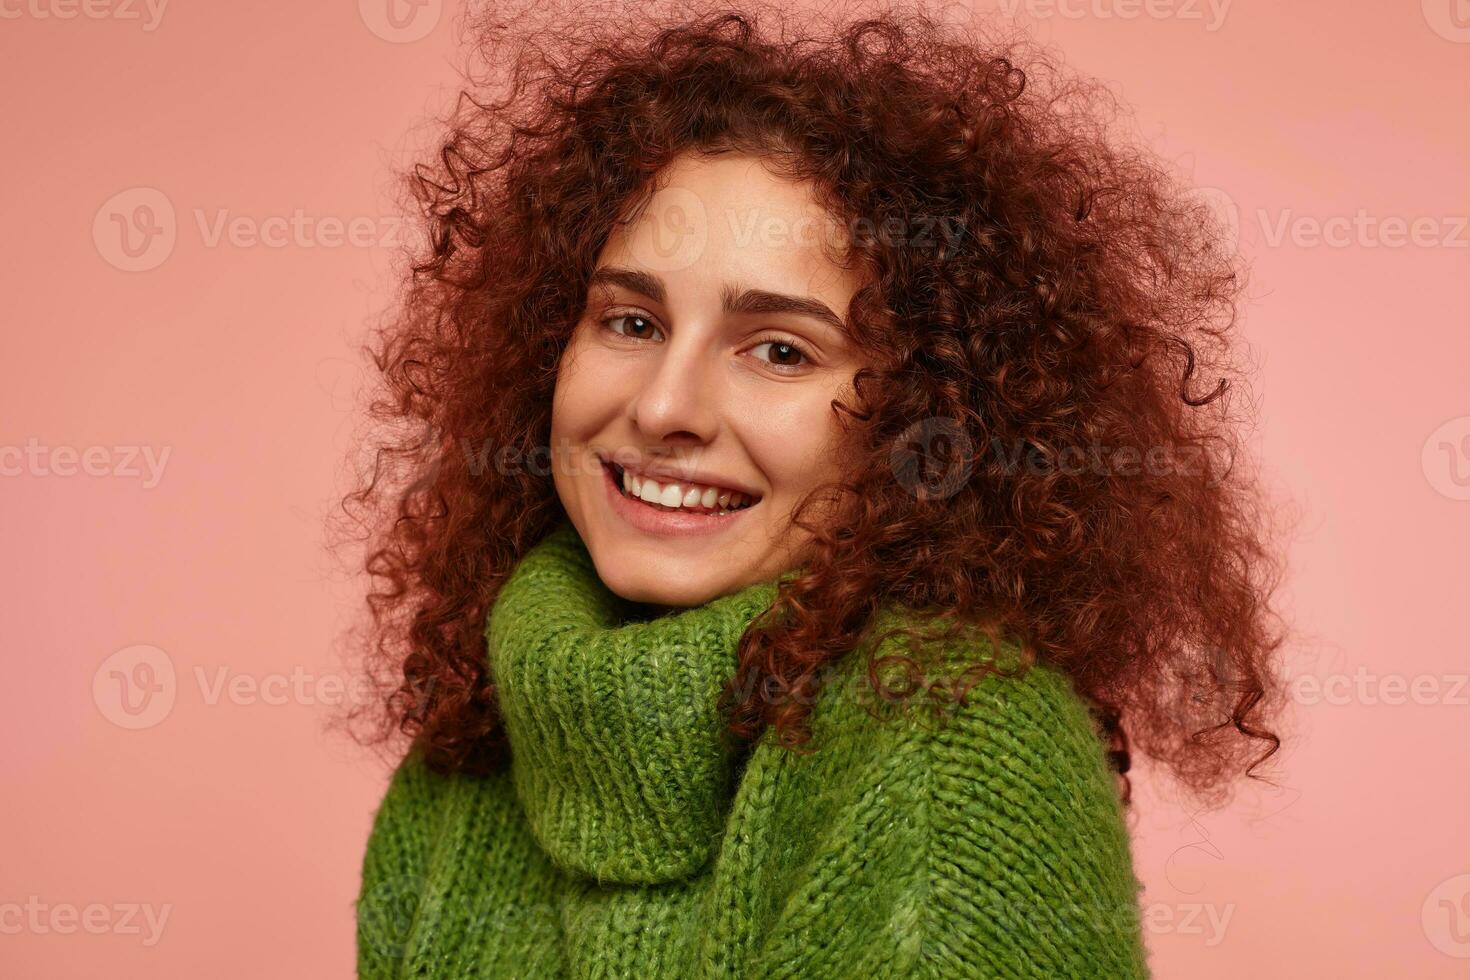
[601,460,758,538]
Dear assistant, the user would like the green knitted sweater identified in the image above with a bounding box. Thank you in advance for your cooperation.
[355,520,1151,978]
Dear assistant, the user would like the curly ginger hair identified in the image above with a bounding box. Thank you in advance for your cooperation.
[339,0,1290,808]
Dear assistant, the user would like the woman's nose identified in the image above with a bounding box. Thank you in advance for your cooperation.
[629,333,720,443]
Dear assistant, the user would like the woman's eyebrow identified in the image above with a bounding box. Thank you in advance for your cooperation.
[587,266,848,335]
[588,266,666,303]
[720,283,847,335]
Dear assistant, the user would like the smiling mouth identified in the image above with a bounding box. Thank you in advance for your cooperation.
[603,459,761,516]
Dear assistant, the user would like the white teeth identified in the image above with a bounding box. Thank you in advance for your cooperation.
[614,464,756,513]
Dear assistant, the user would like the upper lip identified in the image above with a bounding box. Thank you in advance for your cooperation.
[599,452,762,499]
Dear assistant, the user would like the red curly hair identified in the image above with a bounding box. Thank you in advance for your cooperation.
[337,0,1289,808]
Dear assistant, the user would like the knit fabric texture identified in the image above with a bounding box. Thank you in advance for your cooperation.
[356,519,1152,978]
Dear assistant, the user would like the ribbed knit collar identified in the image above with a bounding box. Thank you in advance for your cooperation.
[484,519,788,886]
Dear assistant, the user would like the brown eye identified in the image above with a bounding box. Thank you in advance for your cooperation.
[750,338,812,372]
[764,342,803,366]
[604,314,661,341]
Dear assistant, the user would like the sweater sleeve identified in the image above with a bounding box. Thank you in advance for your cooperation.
[746,657,1151,979]
[921,660,1151,978]
[355,748,447,980]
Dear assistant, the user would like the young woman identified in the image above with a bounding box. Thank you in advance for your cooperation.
[345,4,1287,976]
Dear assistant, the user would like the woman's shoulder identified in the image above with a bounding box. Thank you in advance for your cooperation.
[357,747,560,975]
[797,615,1117,784]
[363,742,527,849]
[734,621,1150,977]
[808,620,1134,857]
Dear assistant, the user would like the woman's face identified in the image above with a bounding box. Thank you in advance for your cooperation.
[550,151,870,608]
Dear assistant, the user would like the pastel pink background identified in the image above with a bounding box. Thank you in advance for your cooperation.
[3,1,1467,976]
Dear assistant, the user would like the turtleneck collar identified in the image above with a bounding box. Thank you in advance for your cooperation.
[484,519,787,886]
